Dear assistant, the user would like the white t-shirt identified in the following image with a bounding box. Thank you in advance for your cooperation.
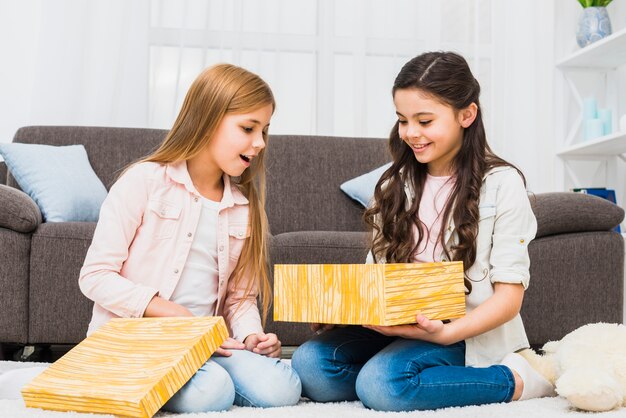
[412,174,455,263]
[170,196,220,316]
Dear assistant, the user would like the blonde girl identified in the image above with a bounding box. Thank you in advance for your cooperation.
[0,64,301,412]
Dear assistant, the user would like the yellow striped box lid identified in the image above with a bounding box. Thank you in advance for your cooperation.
[22,316,228,418]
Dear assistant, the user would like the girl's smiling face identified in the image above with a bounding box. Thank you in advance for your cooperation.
[394,88,475,177]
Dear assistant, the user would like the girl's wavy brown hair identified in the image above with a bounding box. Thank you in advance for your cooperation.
[364,51,524,293]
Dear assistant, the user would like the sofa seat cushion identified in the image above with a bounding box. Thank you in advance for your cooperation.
[270,231,369,265]
[0,229,32,343]
[29,222,97,343]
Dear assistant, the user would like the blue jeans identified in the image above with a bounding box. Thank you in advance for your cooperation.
[291,326,515,411]
[162,349,301,413]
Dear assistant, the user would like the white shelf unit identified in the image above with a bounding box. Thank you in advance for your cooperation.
[556,28,626,69]
[556,27,626,224]
[557,131,626,156]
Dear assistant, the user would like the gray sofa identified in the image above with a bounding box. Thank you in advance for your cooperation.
[0,126,624,358]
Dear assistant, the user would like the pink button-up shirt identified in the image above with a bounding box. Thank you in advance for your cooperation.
[79,161,263,342]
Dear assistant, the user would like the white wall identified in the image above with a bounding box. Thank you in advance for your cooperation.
[489,1,555,194]
[0,1,42,143]
[554,0,626,227]
[0,0,150,142]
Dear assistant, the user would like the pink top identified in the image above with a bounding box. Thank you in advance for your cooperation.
[412,174,455,263]
[79,161,262,342]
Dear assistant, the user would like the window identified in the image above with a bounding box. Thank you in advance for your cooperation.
[149,0,494,138]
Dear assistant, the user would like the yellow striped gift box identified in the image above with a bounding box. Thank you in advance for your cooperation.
[274,262,465,325]
[22,316,228,418]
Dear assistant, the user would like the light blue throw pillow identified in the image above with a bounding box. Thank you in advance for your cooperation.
[340,162,392,207]
[0,143,108,222]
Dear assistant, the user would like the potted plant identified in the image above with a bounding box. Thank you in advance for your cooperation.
[576,0,613,48]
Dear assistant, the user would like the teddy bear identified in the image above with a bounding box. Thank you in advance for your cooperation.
[519,322,626,412]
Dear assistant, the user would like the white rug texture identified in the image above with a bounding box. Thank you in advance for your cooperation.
[2,361,626,418]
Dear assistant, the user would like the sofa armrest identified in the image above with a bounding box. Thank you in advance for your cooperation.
[0,185,42,233]
[532,192,625,238]
[523,231,624,347]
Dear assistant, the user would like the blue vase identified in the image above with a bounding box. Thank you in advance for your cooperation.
[576,7,612,48]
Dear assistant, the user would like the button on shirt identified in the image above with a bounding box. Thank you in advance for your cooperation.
[79,161,262,342]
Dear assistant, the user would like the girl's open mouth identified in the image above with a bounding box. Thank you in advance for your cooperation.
[412,143,431,153]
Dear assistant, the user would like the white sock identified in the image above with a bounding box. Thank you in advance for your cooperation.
[0,366,48,401]
[501,352,555,401]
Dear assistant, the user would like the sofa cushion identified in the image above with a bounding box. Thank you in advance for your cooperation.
[29,222,96,343]
[0,185,42,233]
[265,135,391,234]
[270,231,370,265]
[12,126,167,190]
[0,229,32,344]
[0,143,107,222]
[340,162,392,207]
[531,192,624,238]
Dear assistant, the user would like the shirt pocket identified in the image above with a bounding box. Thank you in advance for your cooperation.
[147,199,182,239]
[476,204,497,255]
[228,224,251,261]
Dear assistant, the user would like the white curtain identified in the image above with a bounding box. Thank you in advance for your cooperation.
[0,0,149,140]
[147,0,495,137]
[1,0,557,192]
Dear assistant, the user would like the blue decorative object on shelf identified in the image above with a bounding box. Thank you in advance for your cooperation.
[576,7,612,48]
[584,118,604,141]
[583,97,597,120]
[598,108,612,135]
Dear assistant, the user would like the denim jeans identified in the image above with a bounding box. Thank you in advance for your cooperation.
[291,326,515,411]
[162,349,301,413]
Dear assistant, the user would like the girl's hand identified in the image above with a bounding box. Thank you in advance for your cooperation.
[310,323,335,334]
[214,337,245,357]
[364,313,450,345]
[243,332,282,358]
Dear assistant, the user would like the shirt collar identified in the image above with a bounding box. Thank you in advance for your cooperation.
[482,166,510,180]
[165,161,249,206]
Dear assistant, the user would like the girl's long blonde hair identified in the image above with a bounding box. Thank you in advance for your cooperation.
[140,63,275,324]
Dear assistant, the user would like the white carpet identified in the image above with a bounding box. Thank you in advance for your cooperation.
[2,361,626,418]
